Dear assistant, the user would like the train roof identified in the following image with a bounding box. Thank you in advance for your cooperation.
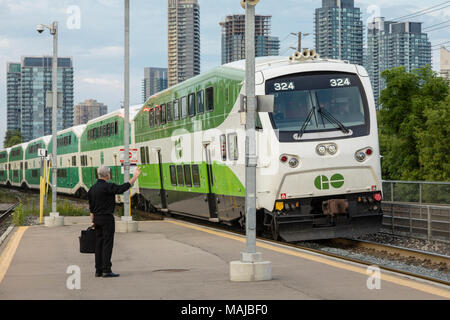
[27,135,52,146]
[10,142,28,150]
[86,104,143,125]
[223,56,365,75]
[56,124,86,137]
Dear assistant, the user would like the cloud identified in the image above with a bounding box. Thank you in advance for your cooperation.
[0,38,10,49]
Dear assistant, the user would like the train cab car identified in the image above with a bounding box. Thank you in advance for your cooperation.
[133,66,244,218]
[134,54,383,242]
[24,136,51,190]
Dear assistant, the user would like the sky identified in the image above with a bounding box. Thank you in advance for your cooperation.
[0,0,449,148]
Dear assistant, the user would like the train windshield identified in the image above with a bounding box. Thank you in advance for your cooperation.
[266,72,369,141]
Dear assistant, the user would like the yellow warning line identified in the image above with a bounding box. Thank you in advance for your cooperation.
[0,227,28,284]
[167,220,450,299]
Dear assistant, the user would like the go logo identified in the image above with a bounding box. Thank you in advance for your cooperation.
[314,174,344,190]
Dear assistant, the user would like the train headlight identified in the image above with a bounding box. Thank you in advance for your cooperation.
[288,157,299,168]
[327,144,337,155]
[316,145,326,156]
[355,151,366,162]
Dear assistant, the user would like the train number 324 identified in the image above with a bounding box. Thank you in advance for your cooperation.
[330,78,351,87]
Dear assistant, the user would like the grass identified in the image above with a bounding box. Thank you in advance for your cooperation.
[0,189,18,203]
[12,203,25,226]
[21,195,90,217]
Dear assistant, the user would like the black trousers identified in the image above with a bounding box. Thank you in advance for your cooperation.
[93,214,115,273]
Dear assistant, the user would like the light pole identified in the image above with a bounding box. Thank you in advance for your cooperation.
[116,0,137,233]
[123,0,131,220]
[37,22,62,225]
[230,0,271,282]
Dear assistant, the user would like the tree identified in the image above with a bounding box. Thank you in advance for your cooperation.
[3,130,23,148]
[378,65,449,181]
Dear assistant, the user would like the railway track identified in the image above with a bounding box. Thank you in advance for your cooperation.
[0,202,19,224]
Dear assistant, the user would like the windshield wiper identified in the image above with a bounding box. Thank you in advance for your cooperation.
[296,92,319,139]
[315,92,350,134]
[297,107,315,139]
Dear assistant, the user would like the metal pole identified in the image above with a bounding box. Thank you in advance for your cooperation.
[298,32,302,52]
[123,0,130,219]
[51,22,58,216]
[243,1,257,260]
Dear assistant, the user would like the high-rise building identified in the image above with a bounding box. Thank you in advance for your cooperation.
[366,17,432,105]
[142,67,169,103]
[74,99,108,125]
[220,14,280,64]
[440,47,450,80]
[314,0,363,65]
[6,63,21,134]
[6,56,74,142]
[168,0,200,87]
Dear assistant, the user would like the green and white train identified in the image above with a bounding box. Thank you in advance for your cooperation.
[0,55,383,241]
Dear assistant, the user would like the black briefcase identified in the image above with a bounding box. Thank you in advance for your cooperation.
[79,226,96,253]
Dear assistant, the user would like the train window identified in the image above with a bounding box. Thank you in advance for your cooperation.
[115,121,118,135]
[149,109,154,127]
[188,93,196,117]
[72,156,76,166]
[145,146,149,164]
[184,164,192,187]
[57,168,67,178]
[174,100,180,120]
[155,107,161,126]
[25,162,28,170]
[220,134,227,161]
[176,165,184,186]
[161,104,166,125]
[181,97,187,119]
[206,87,214,111]
[140,147,145,164]
[169,165,177,186]
[225,86,229,104]
[167,101,173,123]
[227,133,239,161]
[197,90,204,114]
[192,164,200,187]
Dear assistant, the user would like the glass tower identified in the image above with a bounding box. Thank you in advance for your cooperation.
[314,0,363,65]
[366,18,432,106]
[168,0,200,87]
[6,57,74,142]
[142,67,169,103]
[220,15,280,64]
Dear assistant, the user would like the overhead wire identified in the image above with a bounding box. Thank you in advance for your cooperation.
[389,1,450,21]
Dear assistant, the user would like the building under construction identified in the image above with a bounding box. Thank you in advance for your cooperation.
[220,14,280,65]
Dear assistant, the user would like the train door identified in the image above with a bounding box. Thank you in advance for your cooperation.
[204,143,218,221]
[157,149,168,209]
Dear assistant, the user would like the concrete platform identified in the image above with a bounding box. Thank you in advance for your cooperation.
[0,216,449,300]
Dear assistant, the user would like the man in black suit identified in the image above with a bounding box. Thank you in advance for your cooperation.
[88,165,141,278]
